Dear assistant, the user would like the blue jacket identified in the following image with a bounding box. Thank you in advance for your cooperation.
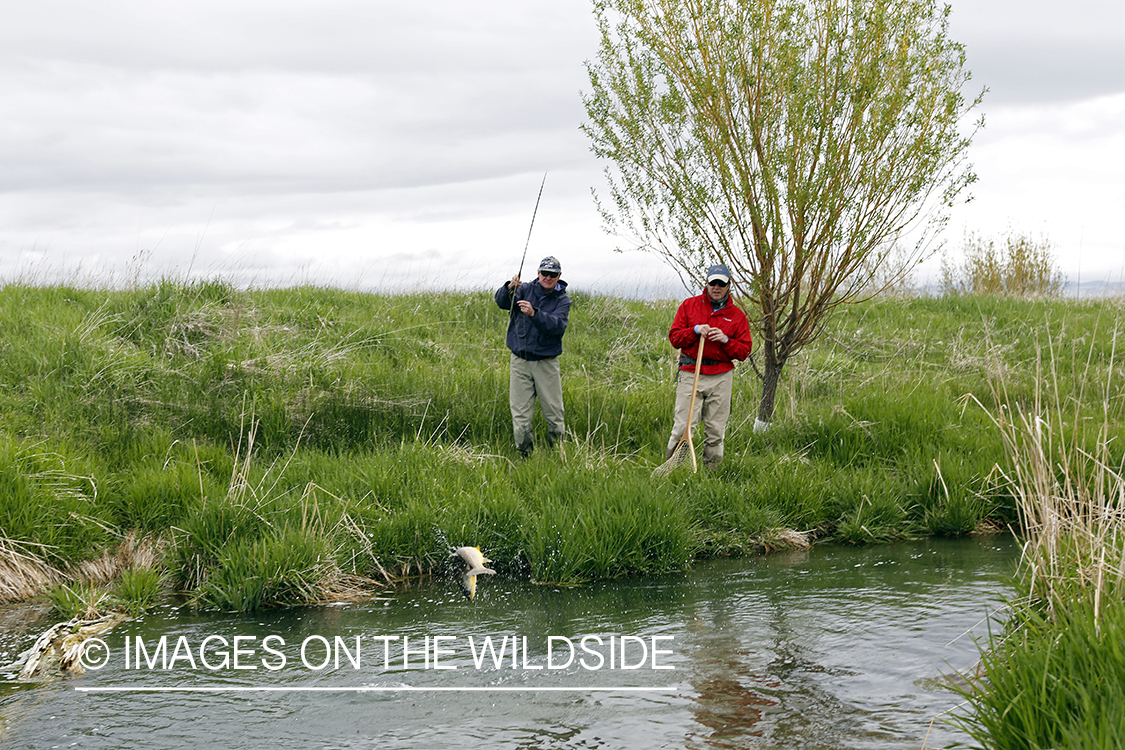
[495,279,571,360]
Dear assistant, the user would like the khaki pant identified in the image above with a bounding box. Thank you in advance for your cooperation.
[667,369,733,467]
[509,354,564,453]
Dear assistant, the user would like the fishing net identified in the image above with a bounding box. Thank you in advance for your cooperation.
[651,438,696,478]
[652,336,705,478]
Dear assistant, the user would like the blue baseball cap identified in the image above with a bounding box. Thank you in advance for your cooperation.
[706,264,731,284]
[539,256,562,274]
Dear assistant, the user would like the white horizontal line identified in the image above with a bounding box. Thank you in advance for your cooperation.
[76,686,678,693]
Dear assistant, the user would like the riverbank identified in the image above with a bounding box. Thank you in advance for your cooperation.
[1,281,1121,612]
[952,321,1125,748]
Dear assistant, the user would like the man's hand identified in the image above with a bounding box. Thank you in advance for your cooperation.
[517,300,536,317]
[508,274,521,291]
[697,325,728,344]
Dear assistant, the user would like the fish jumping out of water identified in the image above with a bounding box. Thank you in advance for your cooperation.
[452,546,496,601]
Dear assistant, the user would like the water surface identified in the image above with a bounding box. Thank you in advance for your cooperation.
[1,536,1016,749]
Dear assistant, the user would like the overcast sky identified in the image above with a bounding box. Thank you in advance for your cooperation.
[1,0,1123,296]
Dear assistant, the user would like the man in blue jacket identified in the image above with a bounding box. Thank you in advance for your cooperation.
[495,256,570,455]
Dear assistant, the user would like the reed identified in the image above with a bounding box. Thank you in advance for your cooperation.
[954,319,1125,747]
[979,323,1125,618]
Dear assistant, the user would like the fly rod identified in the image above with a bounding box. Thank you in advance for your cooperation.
[509,171,548,319]
[517,171,548,280]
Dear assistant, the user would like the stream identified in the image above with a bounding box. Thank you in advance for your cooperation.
[0,536,1017,749]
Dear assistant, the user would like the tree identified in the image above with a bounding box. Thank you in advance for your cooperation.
[582,0,981,427]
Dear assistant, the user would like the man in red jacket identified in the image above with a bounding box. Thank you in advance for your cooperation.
[666,264,753,469]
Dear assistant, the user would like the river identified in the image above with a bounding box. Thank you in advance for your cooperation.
[0,536,1017,749]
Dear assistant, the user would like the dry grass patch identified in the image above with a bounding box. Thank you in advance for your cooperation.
[70,531,165,585]
[0,537,63,604]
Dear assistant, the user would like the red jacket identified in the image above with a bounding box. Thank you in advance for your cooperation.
[668,293,753,375]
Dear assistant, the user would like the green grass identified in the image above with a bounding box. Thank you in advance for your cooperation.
[44,581,113,619]
[956,599,1125,750]
[197,526,332,612]
[521,476,695,584]
[0,436,109,562]
[1,280,1123,610]
[113,567,164,616]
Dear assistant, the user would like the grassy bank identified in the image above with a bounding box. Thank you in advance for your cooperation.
[1,280,1122,611]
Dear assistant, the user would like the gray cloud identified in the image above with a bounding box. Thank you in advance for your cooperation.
[951,0,1125,104]
[0,2,595,197]
[1,0,1122,291]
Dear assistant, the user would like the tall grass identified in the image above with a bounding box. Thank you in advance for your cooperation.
[114,567,164,616]
[980,324,1125,618]
[956,321,1125,748]
[0,437,109,562]
[45,581,113,619]
[197,526,332,612]
[521,477,695,584]
[959,601,1125,750]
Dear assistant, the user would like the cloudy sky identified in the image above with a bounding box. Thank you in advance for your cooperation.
[1,0,1123,296]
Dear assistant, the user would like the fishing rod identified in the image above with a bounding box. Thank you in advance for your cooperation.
[509,170,548,305]
[509,170,548,349]
[517,171,548,280]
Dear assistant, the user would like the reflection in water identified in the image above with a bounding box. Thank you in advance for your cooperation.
[680,539,1015,749]
[688,670,778,747]
[0,537,1016,749]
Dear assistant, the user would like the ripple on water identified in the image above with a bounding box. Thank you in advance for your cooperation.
[0,536,1017,749]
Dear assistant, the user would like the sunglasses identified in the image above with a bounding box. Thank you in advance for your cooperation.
[539,271,560,279]
[707,279,729,287]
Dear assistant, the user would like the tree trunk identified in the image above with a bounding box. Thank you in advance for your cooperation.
[756,353,785,430]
